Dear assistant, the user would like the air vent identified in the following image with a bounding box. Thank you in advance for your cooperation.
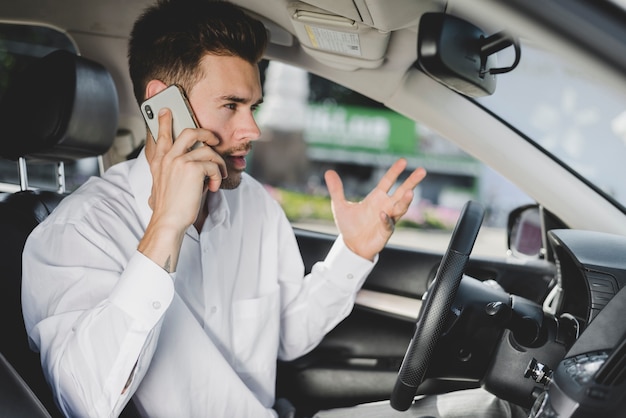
[596,336,626,386]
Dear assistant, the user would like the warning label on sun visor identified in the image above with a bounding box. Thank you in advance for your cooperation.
[305,25,362,56]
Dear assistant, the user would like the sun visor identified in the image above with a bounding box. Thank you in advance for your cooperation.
[296,0,440,31]
[288,1,390,70]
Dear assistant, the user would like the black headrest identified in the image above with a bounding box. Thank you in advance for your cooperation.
[0,49,119,161]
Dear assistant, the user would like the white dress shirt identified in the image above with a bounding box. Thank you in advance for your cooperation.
[22,149,376,418]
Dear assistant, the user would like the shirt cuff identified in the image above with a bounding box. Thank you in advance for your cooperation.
[109,251,175,329]
[323,235,378,292]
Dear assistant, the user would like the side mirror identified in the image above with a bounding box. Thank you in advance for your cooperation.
[507,204,567,259]
[508,205,543,258]
[416,13,520,97]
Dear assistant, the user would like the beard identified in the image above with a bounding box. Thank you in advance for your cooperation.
[219,164,242,189]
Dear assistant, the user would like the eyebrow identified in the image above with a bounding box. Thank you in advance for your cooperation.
[221,95,264,106]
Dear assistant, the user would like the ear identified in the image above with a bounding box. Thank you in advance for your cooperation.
[145,79,168,100]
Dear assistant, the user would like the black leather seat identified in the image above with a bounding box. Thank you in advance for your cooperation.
[0,190,69,418]
[0,49,118,417]
[0,351,50,418]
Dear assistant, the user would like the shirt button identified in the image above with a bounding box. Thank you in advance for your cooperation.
[346,273,354,280]
[152,301,162,310]
[210,306,217,314]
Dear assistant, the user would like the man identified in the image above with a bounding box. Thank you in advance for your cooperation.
[21,0,426,416]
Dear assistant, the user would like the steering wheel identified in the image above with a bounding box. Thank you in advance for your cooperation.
[390,200,485,411]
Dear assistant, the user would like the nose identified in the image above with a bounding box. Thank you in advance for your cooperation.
[239,110,262,142]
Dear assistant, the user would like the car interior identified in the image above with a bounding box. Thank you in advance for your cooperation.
[0,49,119,417]
[1,1,626,417]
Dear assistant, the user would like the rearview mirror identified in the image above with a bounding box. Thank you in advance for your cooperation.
[417,13,520,97]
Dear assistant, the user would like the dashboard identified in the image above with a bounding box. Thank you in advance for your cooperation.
[549,229,626,323]
[529,230,626,417]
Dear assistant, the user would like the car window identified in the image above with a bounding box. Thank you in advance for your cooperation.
[251,60,534,257]
[477,40,626,213]
[0,21,100,192]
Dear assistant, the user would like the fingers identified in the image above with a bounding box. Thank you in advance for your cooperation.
[204,169,223,193]
[153,108,174,155]
[380,161,425,223]
[376,159,427,196]
[194,147,227,192]
[154,108,226,189]
[166,142,227,193]
[324,169,345,204]
[389,189,414,221]
[374,159,426,206]
[171,126,219,155]
[155,108,219,152]
[390,166,427,202]
[376,158,408,193]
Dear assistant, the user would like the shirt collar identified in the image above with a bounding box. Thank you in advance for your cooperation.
[204,189,230,232]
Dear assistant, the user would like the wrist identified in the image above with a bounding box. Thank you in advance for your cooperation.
[138,221,186,272]
[342,236,377,262]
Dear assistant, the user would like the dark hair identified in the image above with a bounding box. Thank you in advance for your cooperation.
[128,0,267,104]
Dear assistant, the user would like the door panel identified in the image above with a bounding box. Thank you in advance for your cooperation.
[295,228,442,299]
[277,228,555,413]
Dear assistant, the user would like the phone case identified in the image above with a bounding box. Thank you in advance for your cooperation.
[140,84,198,143]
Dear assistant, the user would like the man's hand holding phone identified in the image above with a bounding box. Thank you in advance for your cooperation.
[153,107,226,193]
[140,84,227,192]
[138,83,230,273]
[141,85,227,234]
[138,107,228,272]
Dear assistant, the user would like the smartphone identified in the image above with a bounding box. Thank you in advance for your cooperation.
[140,84,201,148]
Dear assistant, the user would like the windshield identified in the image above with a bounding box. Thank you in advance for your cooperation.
[477,41,626,212]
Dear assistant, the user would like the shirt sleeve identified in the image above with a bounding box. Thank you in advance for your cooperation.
[22,221,175,418]
[276,217,377,360]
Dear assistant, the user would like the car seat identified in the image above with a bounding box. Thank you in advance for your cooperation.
[0,49,118,417]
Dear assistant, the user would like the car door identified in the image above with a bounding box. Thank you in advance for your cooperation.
[276,225,555,414]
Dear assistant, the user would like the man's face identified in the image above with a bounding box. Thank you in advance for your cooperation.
[187,54,263,189]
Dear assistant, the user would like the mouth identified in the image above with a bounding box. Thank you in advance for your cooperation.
[226,153,247,171]
[223,143,252,172]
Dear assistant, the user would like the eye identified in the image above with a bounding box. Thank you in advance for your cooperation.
[225,103,237,110]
